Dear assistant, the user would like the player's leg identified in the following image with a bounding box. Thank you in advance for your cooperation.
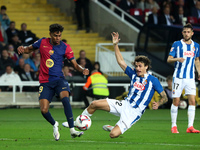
[39,84,59,140]
[58,79,84,138]
[82,99,110,117]
[171,77,183,133]
[185,79,199,133]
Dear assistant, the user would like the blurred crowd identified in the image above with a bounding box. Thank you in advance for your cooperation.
[105,0,200,26]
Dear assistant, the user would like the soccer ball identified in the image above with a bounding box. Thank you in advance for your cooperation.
[179,100,187,109]
[75,115,92,131]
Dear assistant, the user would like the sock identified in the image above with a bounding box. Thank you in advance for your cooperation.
[41,111,55,126]
[82,108,92,117]
[171,104,178,128]
[188,105,195,128]
[62,97,74,128]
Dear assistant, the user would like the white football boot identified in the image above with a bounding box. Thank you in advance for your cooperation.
[70,130,84,138]
[53,121,60,141]
[102,125,114,132]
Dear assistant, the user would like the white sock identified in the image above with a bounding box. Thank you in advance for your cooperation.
[188,105,195,128]
[70,128,75,133]
[171,104,178,128]
[82,108,92,117]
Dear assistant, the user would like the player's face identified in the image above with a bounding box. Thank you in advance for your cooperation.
[135,62,148,77]
[182,28,193,42]
[50,31,62,45]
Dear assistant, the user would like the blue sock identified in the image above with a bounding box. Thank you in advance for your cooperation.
[41,111,55,126]
[62,97,74,128]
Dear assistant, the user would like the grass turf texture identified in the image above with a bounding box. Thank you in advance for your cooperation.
[0,108,200,150]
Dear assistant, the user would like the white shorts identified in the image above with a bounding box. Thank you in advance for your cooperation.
[172,77,196,98]
[106,98,142,134]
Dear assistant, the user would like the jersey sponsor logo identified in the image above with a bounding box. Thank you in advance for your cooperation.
[183,51,194,57]
[133,81,145,91]
[49,50,54,55]
[170,47,174,52]
[46,59,54,68]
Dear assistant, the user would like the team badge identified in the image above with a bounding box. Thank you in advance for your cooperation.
[143,80,148,85]
[192,47,195,52]
[173,90,175,95]
[49,50,54,55]
[46,59,54,68]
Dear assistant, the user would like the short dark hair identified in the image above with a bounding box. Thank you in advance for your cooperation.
[49,24,64,33]
[1,5,7,10]
[183,23,193,31]
[166,75,172,82]
[132,55,151,71]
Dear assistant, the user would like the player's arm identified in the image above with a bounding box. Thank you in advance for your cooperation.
[17,45,35,54]
[195,57,200,80]
[70,59,89,75]
[111,32,127,71]
[152,91,168,110]
[167,55,185,63]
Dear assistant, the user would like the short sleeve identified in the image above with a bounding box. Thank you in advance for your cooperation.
[153,77,163,94]
[64,44,74,60]
[169,42,177,57]
[125,66,136,79]
[32,38,44,49]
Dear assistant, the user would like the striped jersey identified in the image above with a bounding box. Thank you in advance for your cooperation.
[32,38,74,83]
[169,39,200,79]
[125,66,163,111]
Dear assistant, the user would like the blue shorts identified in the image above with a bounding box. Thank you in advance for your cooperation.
[39,78,70,102]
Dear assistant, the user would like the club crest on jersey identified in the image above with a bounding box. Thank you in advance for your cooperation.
[173,90,175,94]
[46,59,54,68]
[183,51,194,57]
[192,47,195,52]
[49,50,54,55]
[143,80,148,85]
[133,81,145,91]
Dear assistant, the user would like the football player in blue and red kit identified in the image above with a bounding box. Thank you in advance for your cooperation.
[17,24,89,140]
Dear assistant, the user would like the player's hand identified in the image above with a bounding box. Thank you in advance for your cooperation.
[17,46,25,54]
[152,101,159,110]
[178,58,185,63]
[83,68,89,75]
[111,32,120,45]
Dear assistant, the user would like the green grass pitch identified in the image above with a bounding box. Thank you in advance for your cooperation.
[0,108,200,150]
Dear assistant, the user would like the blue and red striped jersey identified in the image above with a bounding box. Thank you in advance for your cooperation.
[32,38,74,83]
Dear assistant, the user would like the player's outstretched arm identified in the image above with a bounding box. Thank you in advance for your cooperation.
[152,91,168,110]
[111,32,127,71]
[195,57,200,80]
[17,45,35,54]
[70,59,89,75]
[167,55,185,63]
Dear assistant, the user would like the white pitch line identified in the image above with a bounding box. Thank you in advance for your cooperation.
[1,138,200,147]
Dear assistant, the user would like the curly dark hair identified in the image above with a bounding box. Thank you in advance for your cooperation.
[49,24,64,33]
[132,55,152,71]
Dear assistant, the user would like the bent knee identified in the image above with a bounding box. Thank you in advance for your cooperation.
[109,132,120,138]
[40,107,48,114]
[90,100,98,109]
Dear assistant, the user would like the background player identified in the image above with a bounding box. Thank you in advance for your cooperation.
[17,24,89,140]
[167,23,200,133]
[63,32,168,138]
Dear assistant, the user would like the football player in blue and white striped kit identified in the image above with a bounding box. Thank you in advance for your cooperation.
[80,32,168,138]
[167,23,200,133]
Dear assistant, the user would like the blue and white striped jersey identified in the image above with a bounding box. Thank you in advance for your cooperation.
[169,39,200,79]
[124,66,163,111]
